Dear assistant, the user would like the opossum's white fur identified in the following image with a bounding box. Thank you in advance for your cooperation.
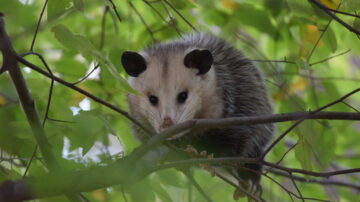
[128,48,223,136]
[125,33,273,184]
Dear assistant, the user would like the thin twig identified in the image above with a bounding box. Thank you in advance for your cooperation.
[143,0,167,22]
[47,117,76,123]
[250,59,296,64]
[289,172,304,202]
[73,64,100,85]
[306,3,340,109]
[108,0,122,22]
[129,1,157,42]
[99,6,109,50]
[307,12,334,63]
[342,101,359,112]
[270,72,360,82]
[159,0,183,37]
[29,0,48,51]
[162,0,199,32]
[268,169,360,190]
[310,49,351,65]
[325,7,360,18]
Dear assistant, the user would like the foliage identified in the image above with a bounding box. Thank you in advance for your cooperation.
[0,0,360,201]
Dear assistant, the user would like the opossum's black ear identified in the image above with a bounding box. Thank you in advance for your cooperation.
[184,49,213,75]
[121,51,147,77]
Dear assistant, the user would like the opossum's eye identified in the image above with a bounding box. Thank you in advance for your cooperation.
[177,91,188,104]
[148,95,158,106]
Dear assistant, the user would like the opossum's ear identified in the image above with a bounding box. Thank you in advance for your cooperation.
[121,51,147,77]
[184,49,213,75]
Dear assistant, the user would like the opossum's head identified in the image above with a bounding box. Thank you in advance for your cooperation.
[121,49,222,135]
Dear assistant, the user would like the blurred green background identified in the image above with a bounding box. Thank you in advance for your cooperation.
[0,0,359,201]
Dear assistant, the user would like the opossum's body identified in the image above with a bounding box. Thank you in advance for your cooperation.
[122,33,273,184]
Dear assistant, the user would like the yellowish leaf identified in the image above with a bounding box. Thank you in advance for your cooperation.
[72,84,89,105]
[320,0,338,10]
[272,78,307,101]
[221,0,237,10]
[0,95,8,106]
[91,189,106,202]
[289,78,307,92]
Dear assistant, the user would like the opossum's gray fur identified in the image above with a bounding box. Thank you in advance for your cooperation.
[127,33,273,182]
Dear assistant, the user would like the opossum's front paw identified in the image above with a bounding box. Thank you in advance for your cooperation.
[185,145,216,176]
[233,179,261,201]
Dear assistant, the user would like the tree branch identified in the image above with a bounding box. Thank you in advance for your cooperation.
[0,13,57,171]
[261,88,360,158]
[133,110,360,160]
[16,55,152,135]
[310,0,360,35]
[268,169,360,191]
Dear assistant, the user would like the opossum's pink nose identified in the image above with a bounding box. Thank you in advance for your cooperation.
[161,116,173,129]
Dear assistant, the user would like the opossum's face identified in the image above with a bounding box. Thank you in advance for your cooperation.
[122,49,221,135]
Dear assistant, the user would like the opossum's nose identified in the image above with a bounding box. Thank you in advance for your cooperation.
[161,116,173,130]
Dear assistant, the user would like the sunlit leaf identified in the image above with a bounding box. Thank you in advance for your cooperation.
[323,27,337,53]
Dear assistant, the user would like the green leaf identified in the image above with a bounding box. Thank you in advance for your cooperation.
[51,24,136,93]
[73,0,84,13]
[266,0,286,17]
[156,169,186,188]
[54,58,87,79]
[68,111,105,153]
[234,4,276,36]
[294,136,313,172]
[51,24,96,56]
[323,27,337,53]
[47,0,72,20]
[343,0,360,10]
[199,9,228,26]
[286,0,315,18]
[353,16,360,32]
[169,0,196,10]
[312,123,336,170]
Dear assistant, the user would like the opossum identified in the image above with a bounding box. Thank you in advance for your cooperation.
[121,33,273,196]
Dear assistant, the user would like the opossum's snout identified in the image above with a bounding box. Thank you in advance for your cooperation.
[159,116,174,132]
